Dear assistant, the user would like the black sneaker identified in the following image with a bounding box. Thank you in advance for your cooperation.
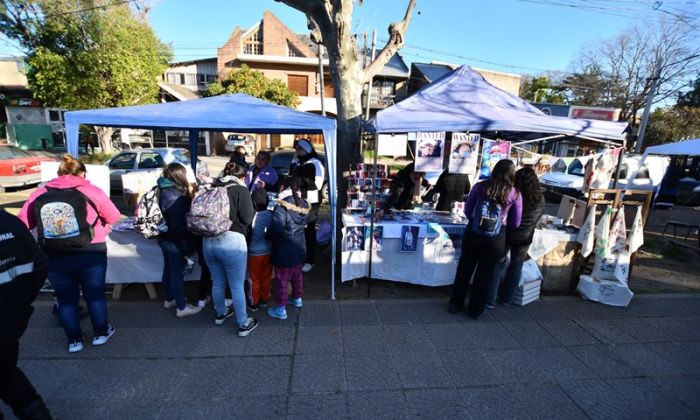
[447,302,462,314]
[237,317,259,337]
[214,307,234,325]
[247,303,260,312]
[259,300,268,308]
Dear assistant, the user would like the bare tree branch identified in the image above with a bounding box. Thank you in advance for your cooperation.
[362,0,416,81]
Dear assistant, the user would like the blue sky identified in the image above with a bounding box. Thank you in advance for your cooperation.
[0,0,697,77]
[144,0,698,76]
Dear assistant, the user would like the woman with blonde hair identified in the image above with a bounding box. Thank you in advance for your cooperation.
[20,154,120,353]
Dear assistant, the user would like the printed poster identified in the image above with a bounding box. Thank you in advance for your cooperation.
[479,140,511,179]
[364,225,384,251]
[400,225,419,252]
[448,132,480,174]
[415,132,445,172]
[344,226,365,252]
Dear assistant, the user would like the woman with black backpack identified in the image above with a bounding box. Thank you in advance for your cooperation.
[157,163,200,318]
[19,154,121,353]
[448,159,522,319]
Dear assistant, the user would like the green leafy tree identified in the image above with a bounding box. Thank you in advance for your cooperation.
[644,106,700,148]
[204,64,299,108]
[677,76,700,108]
[520,75,565,103]
[0,0,172,152]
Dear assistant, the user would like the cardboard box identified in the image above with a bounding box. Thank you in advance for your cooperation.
[556,195,587,228]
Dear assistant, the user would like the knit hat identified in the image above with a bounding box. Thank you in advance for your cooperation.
[296,139,314,154]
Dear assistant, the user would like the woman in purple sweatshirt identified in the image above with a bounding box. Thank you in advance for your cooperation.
[448,159,522,319]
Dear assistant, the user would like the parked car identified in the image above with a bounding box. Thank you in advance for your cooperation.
[270,149,329,202]
[105,148,209,193]
[539,157,590,198]
[225,134,255,155]
[0,145,55,192]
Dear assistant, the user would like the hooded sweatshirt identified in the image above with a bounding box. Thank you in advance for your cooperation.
[267,191,309,268]
[157,177,193,255]
[19,175,121,254]
[213,175,255,236]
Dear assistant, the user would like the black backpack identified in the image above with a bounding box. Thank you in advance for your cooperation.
[33,187,99,250]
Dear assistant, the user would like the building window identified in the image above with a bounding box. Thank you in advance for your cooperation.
[185,74,197,86]
[166,73,179,84]
[371,80,395,98]
[198,74,206,85]
[243,28,262,55]
[287,41,302,57]
[206,75,217,83]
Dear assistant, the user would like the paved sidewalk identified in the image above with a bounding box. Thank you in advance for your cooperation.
[4,295,700,419]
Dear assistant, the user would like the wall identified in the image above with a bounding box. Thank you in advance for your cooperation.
[0,58,28,87]
[473,67,522,96]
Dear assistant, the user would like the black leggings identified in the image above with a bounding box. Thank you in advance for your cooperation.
[450,229,506,318]
[304,203,320,265]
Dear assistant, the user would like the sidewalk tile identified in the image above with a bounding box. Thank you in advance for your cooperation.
[486,306,534,323]
[568,345,643,378]
[339,303,380,326]
[539,320,600,346]
[342,325,388,353]
[528,347,597,381]
[652,376,700,413]
[383,325,433,353]
[424,323,477,351]
[509,383,588,419]
[607,318,674,343]
[559,379,632,419]
[604,343,685,377]
[647,341,700,374]
[521,301,569,321]
[644,317,700,342]
[234,356,292,396]
[292,354,345,393]
[298,303,340,327]
[575,319,638,345]
[458,385,521,419]
[606,377,697,419]
[502,321,560,348]
[191,328,248,357]
[344,352,402,391]
[288,393,348,420]
[438,350,502,386]
[375,302,422,325]
[243,327,294,356]
[390,351,453,389]
[347,390,409,420]
[483,349,549,384]
[404,388,470,419]
[463,323,520,349]
[412,300,467,324]
[296,326,342,354]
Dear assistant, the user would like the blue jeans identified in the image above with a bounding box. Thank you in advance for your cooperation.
[158,239,187,310]
[49,252,109,341]
[203,231,248,327]
[497,244,530,305]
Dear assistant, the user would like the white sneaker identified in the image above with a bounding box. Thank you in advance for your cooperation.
[302,263,314,273]
[176,304,202,317]
[92,325,116,346]
[163,300,176,309]
[224,298,233,307]
[68,340,84,353]
[197,297,211,308]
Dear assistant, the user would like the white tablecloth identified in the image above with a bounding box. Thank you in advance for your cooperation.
[106,230,201,284]
[341,217,576,287]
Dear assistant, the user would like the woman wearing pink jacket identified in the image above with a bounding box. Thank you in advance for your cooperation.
[19,154,121,353]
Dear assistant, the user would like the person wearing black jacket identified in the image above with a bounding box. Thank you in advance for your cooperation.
[157,163,200,317]
[0,210,53,420]
[383,163,432,211]
[203,162,258,337]
[289,139,324,273]
[433,171,471,212]
[491,167,545,305]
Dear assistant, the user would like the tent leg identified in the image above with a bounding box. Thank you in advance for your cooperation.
[188,129,199,175]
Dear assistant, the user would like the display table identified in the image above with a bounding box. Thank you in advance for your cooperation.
[341,211,577,288]
[106,230,201,299]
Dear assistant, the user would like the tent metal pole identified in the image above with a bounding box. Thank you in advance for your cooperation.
[512,135,565,146]
[612,140,626,189]
[188,129,199,174]
[366,133,378,298]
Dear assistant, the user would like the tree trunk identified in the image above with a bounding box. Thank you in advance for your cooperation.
[95,126,114,154]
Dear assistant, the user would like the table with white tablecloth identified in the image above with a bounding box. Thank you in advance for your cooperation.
[341,212,577,287]
[105,230,201,298]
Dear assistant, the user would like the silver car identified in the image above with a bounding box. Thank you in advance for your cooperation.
[106,148,209,193]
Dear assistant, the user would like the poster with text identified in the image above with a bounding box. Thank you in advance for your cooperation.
[400,225,420,252]
[364,225,384,251]
[415,132,445,172]
[479,140,512,179]
[448,132,480,174]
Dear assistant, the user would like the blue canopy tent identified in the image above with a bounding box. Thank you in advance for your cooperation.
[367,65,628,142]
[64,93,340,298]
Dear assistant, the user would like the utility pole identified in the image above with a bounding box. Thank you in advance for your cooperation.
[364,29,377,121]
[317,42,325,116]
[635,57,663,153]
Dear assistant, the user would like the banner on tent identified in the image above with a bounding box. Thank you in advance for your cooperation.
[479,139,511,179]
[415,132,445,172]
[377,133,408,157]
[448,132,480,174]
